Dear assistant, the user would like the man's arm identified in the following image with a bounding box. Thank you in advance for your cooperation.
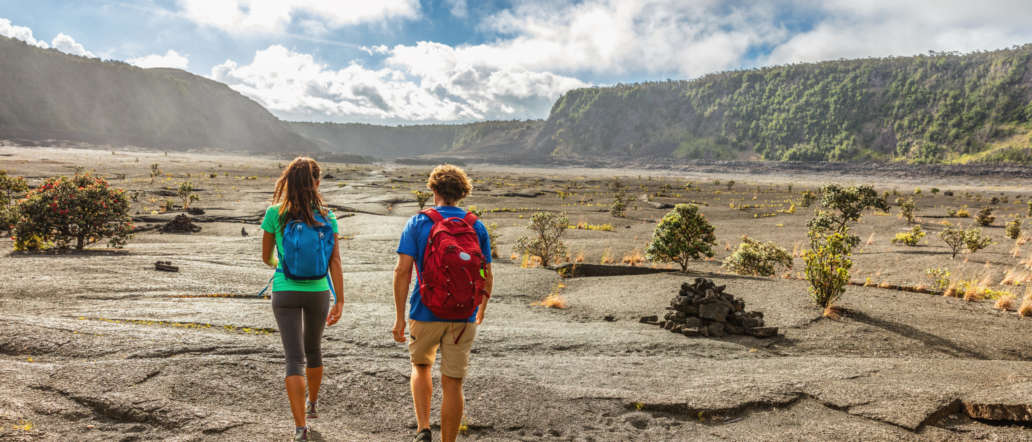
[477,263,492,324]
[392,253,414,342]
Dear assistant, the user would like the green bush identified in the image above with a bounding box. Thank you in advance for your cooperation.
[804,231,853,309]
[178,181,198,209]
[1006,219,1022,239]
[609,179,628,217]
[722,236,792,276]
[963,228,993,254]
[514,212,568,267]
[412,190,432,210]
[0,170,29,232]
[924,267,951,291]
[14,174,132,251]
[800,190,817,207]
[897,197,916,224]
[891,225,926,246]
[644,204,716,272]
[975,207,994,226]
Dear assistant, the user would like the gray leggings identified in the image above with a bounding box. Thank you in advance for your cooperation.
[271,291,330,377]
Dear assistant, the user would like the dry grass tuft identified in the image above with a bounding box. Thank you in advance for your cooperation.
[995,295,1016,311]
[1019,288,1032,317]
[532,282,568,309]
[574,250,585,263]
[600,247,615,264]
[622,249,645,266]
[865,232,875,246]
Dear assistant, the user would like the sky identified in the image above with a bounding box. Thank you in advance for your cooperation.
[3,0,1032,125]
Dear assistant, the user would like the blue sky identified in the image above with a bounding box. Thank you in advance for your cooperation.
[3,1,1032,125]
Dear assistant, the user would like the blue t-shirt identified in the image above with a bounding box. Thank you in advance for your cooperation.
[396,206,492,322]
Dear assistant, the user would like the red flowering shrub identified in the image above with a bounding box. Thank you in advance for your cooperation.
[14,174,132,251]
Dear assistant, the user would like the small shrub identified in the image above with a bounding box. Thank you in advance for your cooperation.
[149,163,161,183]
[14,174,132,251]
[726,180,735,191]
[0,170,29,232]
[975,207,994,226]
[644,204,716,272]
[896,197,916,223]
[1027,201,1032,217]
[963,228,993,254]
[800,190,816,207]
[947,206,970,217]
[891,225,925,246]
[722,236,793,277]
[924,267,951,292]
[804,232,853,310]
[931,188,940,194]
[939,226,966,259]
[1006,219,1022,239]
[177,181,198,209]
[412,190,432,210]
[514,212,568,267]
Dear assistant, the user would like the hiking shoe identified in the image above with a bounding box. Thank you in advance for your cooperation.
[305,400,318,419]
[412,428,431,442]
[292,425,311,441]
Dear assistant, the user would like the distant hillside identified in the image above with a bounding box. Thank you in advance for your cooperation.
[534,45,1032,163]
[290,120,541,160]
[0,36,316,152]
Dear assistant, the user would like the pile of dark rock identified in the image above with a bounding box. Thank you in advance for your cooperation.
[161,214,201,233]
[640,278,778,338]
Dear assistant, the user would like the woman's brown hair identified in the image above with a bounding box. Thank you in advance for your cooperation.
[426,164,472,204]
[273,156,327,228]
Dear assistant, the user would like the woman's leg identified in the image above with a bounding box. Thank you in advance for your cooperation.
[272,292,308,428]
[301,291,330,403]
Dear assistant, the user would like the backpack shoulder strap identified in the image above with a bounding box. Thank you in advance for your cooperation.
[462,211,478,227]
[421,208,444,224]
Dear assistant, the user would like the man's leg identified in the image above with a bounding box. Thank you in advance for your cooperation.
[411,364,433,431]
[440,374,464,442]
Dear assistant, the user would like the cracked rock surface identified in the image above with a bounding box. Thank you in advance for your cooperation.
[3,147,1032,440]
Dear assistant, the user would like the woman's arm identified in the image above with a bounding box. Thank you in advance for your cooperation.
[326,236,344,325]
[262,231,277,267]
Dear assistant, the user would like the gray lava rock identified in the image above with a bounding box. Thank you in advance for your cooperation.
[698,302,730,322]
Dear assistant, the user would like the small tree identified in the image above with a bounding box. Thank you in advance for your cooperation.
[975,207,994,226]
[805,231,853,310]
[149,163,161,183]
[178,181,198,209]
[722,236,792,276]
[413,190,432,210]
[1007,219,1022,240]
[939,225,966,259]
[14,174,132,251]
[514,212,568,267]
[814,184,890,234]
[644,204,716,272]
[897,197,916,224]
[610,179,628,217]
[939,225,992,259]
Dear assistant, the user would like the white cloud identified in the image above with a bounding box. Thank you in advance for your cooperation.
[211,44,587,123]
[175,0,420,35]
[359,44,389,55]
[128,50,189,69]
[51,33,94,58]
[0,17,49,48]
[444,0,468,18]
[764,1,1032,65]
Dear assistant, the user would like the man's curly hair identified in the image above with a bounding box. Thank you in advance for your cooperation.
[426,164,472,205]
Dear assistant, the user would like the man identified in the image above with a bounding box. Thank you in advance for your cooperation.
[393,164,493,442]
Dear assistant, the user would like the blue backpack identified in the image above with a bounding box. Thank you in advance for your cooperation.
[279,213,335,280]
[257,211,337,300]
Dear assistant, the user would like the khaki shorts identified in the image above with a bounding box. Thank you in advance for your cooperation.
[408,320,478,379]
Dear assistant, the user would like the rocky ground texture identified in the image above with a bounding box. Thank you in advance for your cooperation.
[2,146,1032,441]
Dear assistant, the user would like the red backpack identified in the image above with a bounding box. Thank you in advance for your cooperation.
[417,208,489,320]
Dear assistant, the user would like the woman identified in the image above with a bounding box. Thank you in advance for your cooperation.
[260,157,344,441]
